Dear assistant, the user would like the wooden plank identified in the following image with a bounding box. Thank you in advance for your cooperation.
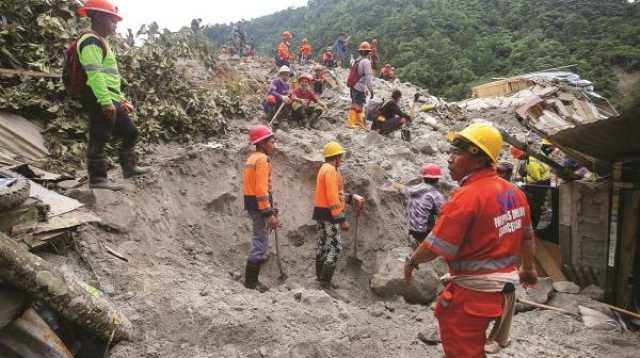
[0,68,61,78]
[616,190,640,307]
[535,237,567,282]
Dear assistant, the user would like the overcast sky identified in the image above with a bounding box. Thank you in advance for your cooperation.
[116,0,308,33]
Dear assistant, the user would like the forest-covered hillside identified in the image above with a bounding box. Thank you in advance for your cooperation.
[205,0,640,105]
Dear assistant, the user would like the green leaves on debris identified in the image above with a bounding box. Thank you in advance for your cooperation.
[0,0,243,172]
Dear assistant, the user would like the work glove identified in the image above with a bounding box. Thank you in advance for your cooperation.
[121,100,135,114]
[519,268,538,288]
[267,214,279,232]
[352,194,365,213]
[102,104,116,121]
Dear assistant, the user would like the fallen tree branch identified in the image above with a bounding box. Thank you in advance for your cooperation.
[0,232,132,342]
[0,68,61,78]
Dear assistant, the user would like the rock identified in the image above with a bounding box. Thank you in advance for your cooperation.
[412,136,436,155]
[370,247,442,304]
[206,192,237,212]
[57,179,82,191]
[93,189,137,232]
[66,189,96,208]
[519,277,554,304]
[389,147,413,161]
[580,284,605,301]
[183,240,196,252]
[552,281,581,294]
[293,292,302,301]
[547,292,611,316]
[364,131,384,146]
[0,286,25,329]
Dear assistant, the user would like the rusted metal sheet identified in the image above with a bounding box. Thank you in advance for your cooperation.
[0,307,73,358]
[0,112,49,164]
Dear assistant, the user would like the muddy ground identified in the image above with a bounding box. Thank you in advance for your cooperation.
[44,59,640,357]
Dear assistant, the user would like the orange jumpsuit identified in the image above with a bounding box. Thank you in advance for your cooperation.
[421,168,533,358]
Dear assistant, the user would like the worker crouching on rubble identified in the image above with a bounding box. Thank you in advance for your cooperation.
[291,74,328,129]
[401,164,445,248]
[313,142,365,289]
[371,89,412,135]
[263,66,293,122]
[243,125,279,292]
[75,0,149,191]
[404,123,538,358]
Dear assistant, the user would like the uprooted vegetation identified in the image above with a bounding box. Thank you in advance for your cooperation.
[0,0,242,172]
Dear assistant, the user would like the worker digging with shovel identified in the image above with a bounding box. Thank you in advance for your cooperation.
[243,125,279,293]
[313,142,365,289]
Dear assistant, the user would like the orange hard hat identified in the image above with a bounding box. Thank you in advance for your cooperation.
[78,0,123,22]
[358,41,372,51]
[249,125,274,145]
[266,95,277,104]
[421,164,443,179]
[282,31,292,38]
[511,147,526,159]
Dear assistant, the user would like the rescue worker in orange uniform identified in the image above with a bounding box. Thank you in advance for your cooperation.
[404,123,538,358]
[298,38,313,65]
[243,125,279,292]
[276,31,293,68]
[313,142,365,288]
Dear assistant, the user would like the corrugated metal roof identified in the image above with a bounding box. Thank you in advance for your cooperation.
[0,112,49,164]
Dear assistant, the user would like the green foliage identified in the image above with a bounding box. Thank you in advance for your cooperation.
[0,0,242,172]
[206,0,640,103]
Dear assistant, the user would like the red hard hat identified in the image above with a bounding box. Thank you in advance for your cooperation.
[510,147,525,159]
[266,95,277,104]
[249,125,274,145]
[421,164,442,179]
[299,73,313,82]
[78,0,123,22]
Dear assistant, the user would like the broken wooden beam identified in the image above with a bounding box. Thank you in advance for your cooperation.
[0,232,132,342]
[499,129,580,181]
[0,68,61,79]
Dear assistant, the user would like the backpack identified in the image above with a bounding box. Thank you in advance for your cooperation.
[62,31,107,98]
[346,58,363,88]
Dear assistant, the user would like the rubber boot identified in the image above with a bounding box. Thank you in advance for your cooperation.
[244,261,269,293]
[319,263,337,289]
[315,260,324,281]
[346,109,358,128]
[119,151,150,179]
[88,159,124,191]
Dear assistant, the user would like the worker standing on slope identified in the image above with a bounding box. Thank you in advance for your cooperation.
[313,142,365,289]
[346,42,374,129]
[263,66,293,122]
[298,38,313,65]
[401,164,446,248]
[291,73,328,128]
[276,31,293,67]
[243,125,278,292]
[74,0,149,191]
[370,39,380,72]
[334,32,349,68]
[511,147,551,231]
[371,89,412,135]
[322,47,337,68]
[404,123,537,358]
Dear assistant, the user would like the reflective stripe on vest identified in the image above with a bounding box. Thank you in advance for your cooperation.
[425,232,459,258]
[449,255,519,273]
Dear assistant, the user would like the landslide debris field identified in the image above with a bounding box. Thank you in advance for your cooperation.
[46,60,639,357]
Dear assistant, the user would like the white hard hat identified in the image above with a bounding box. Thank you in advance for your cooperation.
[278,65,291,74]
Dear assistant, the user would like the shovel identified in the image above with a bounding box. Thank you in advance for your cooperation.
[347,212,363,267]
[402,93,421,142]
[268,101,287,127]
[273,228,288,281]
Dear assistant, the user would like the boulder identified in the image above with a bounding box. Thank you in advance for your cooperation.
[580,284,605,301]
[370,247,442,304]
[93,189,137,232]
[547,292,611,316]
[520,277,554,304]
[552,281,581,294]
[412,136,437,155]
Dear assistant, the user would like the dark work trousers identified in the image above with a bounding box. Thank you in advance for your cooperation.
[524,179,551,230]
[81,95,138,182]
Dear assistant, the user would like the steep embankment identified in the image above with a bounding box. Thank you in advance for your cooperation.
[49,58,640,357]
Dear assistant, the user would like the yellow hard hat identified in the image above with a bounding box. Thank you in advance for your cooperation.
[540,138,552,146]
[323,141,346,159]
[450,123,503,163]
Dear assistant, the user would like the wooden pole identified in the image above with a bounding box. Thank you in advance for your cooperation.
[0,233,132,342]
